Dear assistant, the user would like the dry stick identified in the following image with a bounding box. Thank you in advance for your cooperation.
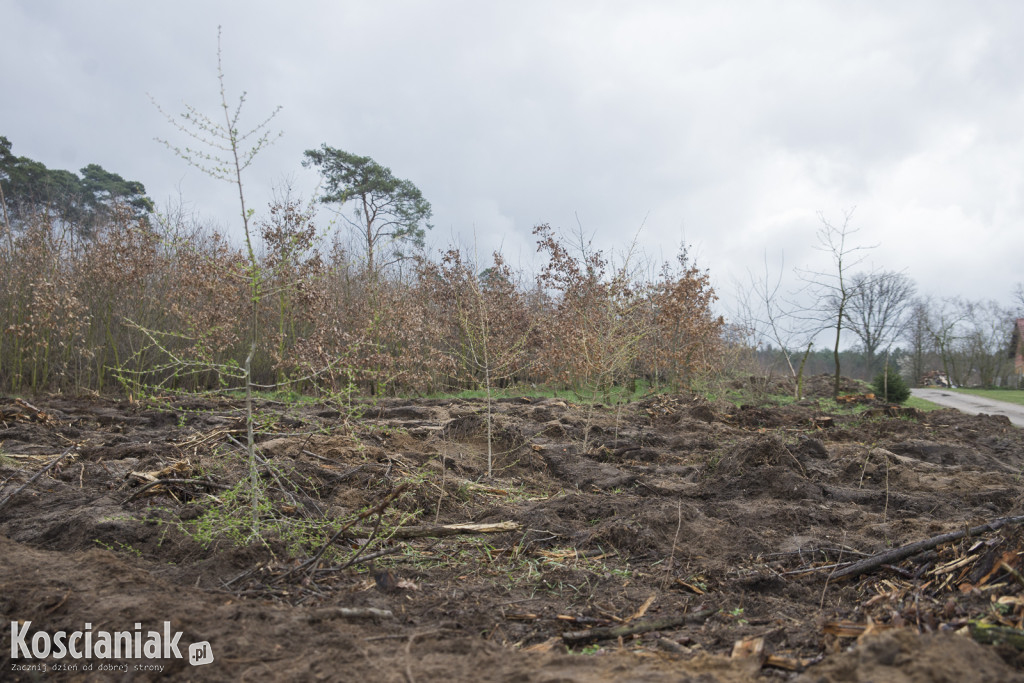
[0,446,76,511]
[384,521,521,539]
[1001,560,1024,588]
[883,454,890,522]
[435,447,447,525]
[562,609,715,646]
[969,623,1024,650]
[662,502,684,590]
[226,433,301,508]
[13,397,45,413]
[277,483,409,582]
[330,512,383,574]
[301,449,353,469]
[306,607,394,622]
[316,545,405,572]
[820,536,846,610]
[784,446,807,477]
[121,478,231,504]
[223,566,260,588]
[830,513,1024,581]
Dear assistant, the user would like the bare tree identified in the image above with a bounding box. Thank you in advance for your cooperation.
[960,300,1015,387]
[734,252,820,399]
[925,297,968,387]
[843,270,916,377]
[799,209,875,398]
[902,297,933,386]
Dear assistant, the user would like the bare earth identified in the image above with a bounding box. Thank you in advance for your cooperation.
[3,377,1024,681]
[912,388,1024,428]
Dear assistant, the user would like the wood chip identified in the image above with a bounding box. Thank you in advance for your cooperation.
[627,595,656,622]
[523,637,560,653]
[823,621,868,638]
[764,654,815,671]
[731,636,765,661]
[931,554,978,575]
[675,579,706,595]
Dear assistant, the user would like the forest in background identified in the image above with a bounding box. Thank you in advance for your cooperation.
[1,132,1022,399]
[0,136,724,398]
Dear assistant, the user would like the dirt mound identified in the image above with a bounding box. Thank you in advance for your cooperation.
[716,434,798,472]
[801,373,873,398]
[3,389,1024,680]
[794,629,1024,683]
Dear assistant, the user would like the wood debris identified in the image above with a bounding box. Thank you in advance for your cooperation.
[731,636,765,661]
[561,609,715,646]
[803,525,1024,654]
[835,393,876,405]
[3,398,55,423]
[386,521,521,539]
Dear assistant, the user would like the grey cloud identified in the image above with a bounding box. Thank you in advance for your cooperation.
[3,0,1021,310]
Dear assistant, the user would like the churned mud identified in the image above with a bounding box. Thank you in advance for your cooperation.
[3,378,1024,681]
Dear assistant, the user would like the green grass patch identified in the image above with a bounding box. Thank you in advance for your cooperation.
[814,398,875,415]
[949,388,1024,407]
[904,395,945,412]
[0,452,22,468]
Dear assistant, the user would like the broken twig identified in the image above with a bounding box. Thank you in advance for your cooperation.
[276,483,410,582]
[0,446,77,511]
[561,608,715,646]
[306,607,394,622]
[386,521,521,539]
[121,477,230,504]
[969,622,1024,650]
[829,514,1024,580]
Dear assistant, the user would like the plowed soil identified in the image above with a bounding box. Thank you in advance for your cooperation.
[3,377,1024,682]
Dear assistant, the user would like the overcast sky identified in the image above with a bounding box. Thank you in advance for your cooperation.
[4,0,1023,321]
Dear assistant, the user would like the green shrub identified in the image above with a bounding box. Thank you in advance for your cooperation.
[872,370,911,404]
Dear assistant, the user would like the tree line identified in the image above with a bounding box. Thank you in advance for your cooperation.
[0,136,153,238]
[4,126,1018,399]
[0,135,724,397]
[735,213,1023,392]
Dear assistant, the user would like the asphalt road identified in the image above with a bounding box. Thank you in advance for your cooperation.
[911,388,1024,428]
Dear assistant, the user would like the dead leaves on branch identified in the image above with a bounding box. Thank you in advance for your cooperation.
[1,214,726,396]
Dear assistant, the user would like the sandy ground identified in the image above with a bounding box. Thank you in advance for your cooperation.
[912,388,1024,428]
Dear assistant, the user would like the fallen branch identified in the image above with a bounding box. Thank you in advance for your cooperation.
[969,622,1024,650]
[121,478,231,504]
[316,545,405,572]
[306,607,394,622]
[820,484,907,508]
[14,398,51,421]
[561,608,715,646]
[829,514,1024,581]
[385,521,521,539]
[276,483,410,582]
[0,446,77,511]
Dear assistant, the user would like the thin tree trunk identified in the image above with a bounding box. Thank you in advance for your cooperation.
[833,304,844,399]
